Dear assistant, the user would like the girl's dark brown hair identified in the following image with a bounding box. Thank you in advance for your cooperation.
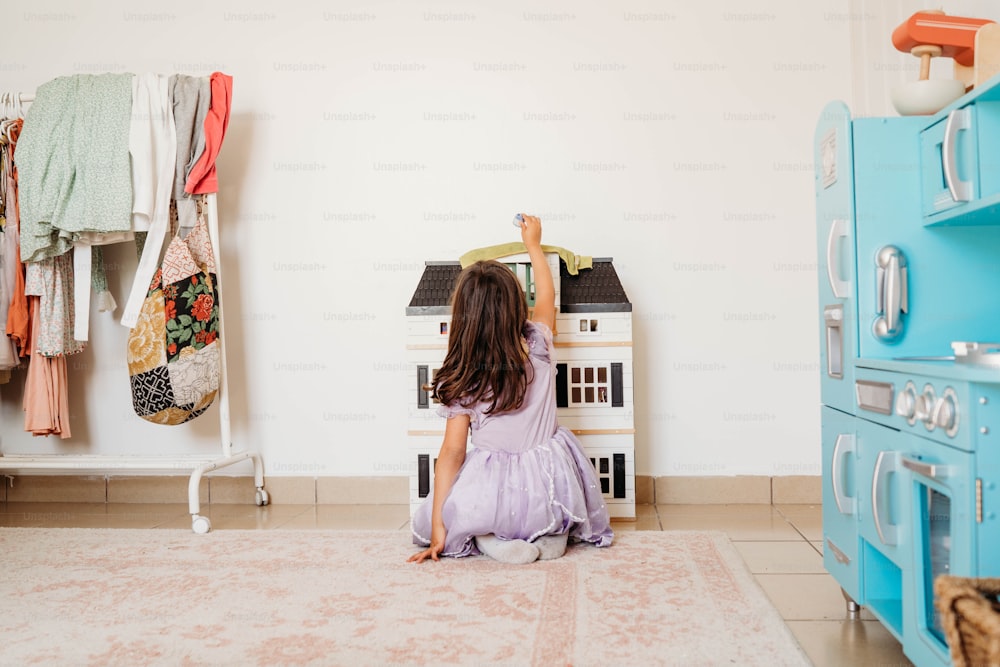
[430,260,532,414]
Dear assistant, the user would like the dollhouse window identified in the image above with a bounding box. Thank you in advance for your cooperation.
[568,364,611,407]
[504,262,536,306]
[526,264,535,305]
[590,457,611,494]
[439,322,448,335]
[579,318,599,333]
[589,454,626,498]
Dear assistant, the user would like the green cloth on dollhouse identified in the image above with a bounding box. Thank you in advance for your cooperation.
[459,243,592,275]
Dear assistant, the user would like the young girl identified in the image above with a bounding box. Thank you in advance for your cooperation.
[408,215,614,564]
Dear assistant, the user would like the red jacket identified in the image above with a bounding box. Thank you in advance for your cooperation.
[184,72,232,195]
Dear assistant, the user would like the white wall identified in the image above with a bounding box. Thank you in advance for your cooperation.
[1,0,863,479]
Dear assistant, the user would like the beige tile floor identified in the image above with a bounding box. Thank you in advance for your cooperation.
[0,501,915,667]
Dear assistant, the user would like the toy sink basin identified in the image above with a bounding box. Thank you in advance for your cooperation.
[891,79,966,116]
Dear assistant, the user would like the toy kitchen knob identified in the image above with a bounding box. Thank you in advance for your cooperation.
[914,385,937,425]
[932,389,960,436]
[895,385,918,420]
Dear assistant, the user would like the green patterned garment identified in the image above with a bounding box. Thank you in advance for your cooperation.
[16,74,133,262]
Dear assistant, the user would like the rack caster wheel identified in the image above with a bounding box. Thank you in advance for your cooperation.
[255,489,270,506]
[192,515,212,534]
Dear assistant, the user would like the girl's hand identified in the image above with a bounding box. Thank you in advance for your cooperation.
[519,214,542,249]
[408,544,442,563]
[408,523,447,563]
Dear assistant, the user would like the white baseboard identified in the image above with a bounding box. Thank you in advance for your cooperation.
[1,474,821,505]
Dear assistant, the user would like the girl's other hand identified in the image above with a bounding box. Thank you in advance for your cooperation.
[519,214,542,248]
[407,543,443,563]
[407,522,447,563]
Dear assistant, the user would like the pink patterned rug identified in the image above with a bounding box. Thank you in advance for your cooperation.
[0,528,808,666]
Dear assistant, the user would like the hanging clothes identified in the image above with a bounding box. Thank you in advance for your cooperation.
[15,74,133,264]
[184,72,232,195]
[0,139,15,376]
[119,73,178,329]
[128,73,177,236]
[22,295,71,438]
[77,73,176,339]
[1,125,16,373]
[8,71,233,438]
[24,253,82,357]
[170,74,210,230]
[2,117,28,372]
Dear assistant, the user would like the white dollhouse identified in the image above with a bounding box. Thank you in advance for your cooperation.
[405,251,635,519]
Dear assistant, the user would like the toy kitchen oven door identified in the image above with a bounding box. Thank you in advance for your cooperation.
[850,365,1000,667]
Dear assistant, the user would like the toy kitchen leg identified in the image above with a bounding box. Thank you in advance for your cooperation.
[842,588,861,618]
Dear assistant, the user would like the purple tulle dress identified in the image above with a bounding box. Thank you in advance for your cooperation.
[411,321,614,557]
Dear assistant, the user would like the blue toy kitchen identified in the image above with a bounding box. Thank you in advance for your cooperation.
[814,76,1000,665]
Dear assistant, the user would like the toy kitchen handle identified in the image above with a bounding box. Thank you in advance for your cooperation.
[872,450,900,547]
[832,433,856,515]
[901,455,951,481]
[873,245,907,341]
[942,107,973,203]
[825,218,850,298]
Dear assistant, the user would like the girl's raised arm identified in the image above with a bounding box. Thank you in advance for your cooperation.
[519,214,555,330]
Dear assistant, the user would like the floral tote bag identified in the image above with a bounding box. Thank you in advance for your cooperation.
[126,199,220,425]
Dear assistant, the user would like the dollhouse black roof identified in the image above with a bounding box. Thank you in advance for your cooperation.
[405,258,631,316]
[558,259,632,313]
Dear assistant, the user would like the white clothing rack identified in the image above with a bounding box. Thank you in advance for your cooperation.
[0,92,267,532]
